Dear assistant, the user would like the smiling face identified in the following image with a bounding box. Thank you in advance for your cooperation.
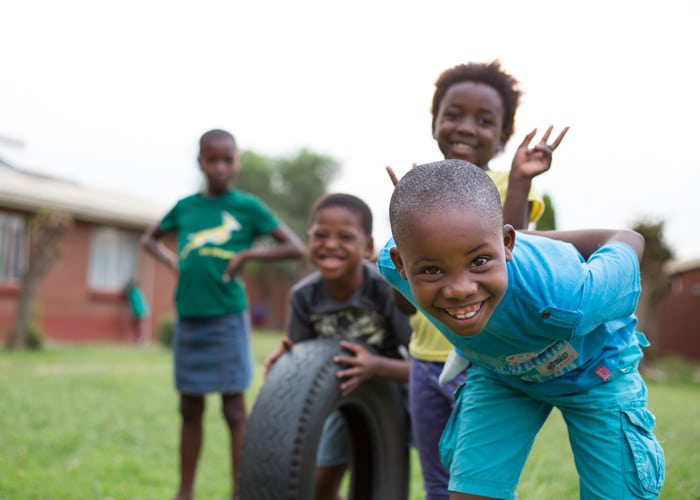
[307,205,374,292]
[432,81,507,168]
[391,209,514,337]
[198,136,240,196]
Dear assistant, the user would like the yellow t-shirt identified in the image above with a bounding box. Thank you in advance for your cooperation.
[407,169,544,361]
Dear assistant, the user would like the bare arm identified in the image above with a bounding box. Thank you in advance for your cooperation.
[141,224,178,275]
[223,224,305,281]
[522,228,645,261]
[503,126,569,229]
[385,162,417,188]
[385,166,418,318]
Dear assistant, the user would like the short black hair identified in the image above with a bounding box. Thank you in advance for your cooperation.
[199,129,236,151]
[309,193,373,236]
[431,60,522,144]
[389,160,503,244]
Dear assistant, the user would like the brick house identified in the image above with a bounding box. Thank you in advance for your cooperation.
[0,164,177,342]
[0,164,296,344]
[657,257,700,359]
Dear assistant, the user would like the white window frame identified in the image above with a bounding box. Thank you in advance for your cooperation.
[0,211,27,284]
[88,226,139,292]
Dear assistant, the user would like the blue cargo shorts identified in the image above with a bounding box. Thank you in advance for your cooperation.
[440,365,665,499]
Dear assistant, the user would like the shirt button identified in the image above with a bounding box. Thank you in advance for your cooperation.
[541,310,551,319]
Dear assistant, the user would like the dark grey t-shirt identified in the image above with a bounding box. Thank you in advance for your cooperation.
[288,262,411,359]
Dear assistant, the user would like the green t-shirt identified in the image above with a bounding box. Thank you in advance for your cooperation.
[160,190,280,318]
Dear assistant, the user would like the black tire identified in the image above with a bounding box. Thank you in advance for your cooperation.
[239,338,409,500]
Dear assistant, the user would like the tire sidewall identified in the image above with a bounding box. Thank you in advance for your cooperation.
[239,338,409,500]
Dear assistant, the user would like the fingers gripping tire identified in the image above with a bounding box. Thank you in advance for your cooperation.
[239,338,409,500]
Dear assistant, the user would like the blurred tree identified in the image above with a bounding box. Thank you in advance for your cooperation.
[235,148,340,328]
[237,148,340,238]
[236,150,275,202]
[275,149,340,237]
[535,193,557,230]
[6,210,72,350]
[633,219,674,353]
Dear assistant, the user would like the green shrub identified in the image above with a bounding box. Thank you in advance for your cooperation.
[156,314,175,348]
[24,321,44,350]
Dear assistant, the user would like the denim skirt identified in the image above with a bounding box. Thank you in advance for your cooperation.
[174,314,252,395]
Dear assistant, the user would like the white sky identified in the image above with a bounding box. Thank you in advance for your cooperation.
[2,0,699,261]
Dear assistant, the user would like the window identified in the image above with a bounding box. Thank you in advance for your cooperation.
[88,227,139,291]
[0,212,26,283]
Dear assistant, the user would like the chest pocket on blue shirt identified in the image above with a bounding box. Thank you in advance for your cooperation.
[537,305,581,334]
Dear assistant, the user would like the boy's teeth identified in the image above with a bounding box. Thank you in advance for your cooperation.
[452,311,476,320]
[446,304,480,320]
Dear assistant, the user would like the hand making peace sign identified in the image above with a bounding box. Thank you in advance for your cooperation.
[510,125,569,180]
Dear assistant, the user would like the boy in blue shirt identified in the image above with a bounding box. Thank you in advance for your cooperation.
[378,159,664,499]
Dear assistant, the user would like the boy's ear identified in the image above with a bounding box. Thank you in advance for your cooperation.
[365,237,375,260]
[389,247,408,280]
[499,130,509,151]
[231,150,242,176]
[502,224,516,261]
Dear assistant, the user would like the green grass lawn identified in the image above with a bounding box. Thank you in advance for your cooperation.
[1,331,699,499]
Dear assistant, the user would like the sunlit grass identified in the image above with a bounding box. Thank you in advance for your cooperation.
[0,334,698,499]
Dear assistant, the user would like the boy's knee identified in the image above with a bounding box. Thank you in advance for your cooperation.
[179,396,205,422]
[222,401,246,428]
[314,464,347,500]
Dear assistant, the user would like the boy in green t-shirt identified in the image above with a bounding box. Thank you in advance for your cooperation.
[142,129,304,500]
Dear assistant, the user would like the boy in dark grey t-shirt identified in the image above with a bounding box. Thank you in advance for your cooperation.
[264,193,410,500]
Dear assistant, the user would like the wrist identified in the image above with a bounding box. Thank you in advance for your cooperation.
[508,168,534,184]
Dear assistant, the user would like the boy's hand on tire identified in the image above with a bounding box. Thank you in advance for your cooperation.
[334,341,380,396]
[263,337,294,377]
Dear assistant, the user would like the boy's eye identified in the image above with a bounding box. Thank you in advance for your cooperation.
[472,256,489,268]
[422,266,441,276]
[207,158,230,165]
[477,116,494,127]
[443,110,460,121]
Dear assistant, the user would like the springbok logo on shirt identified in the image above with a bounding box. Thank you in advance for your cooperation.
[180,212,241,258]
